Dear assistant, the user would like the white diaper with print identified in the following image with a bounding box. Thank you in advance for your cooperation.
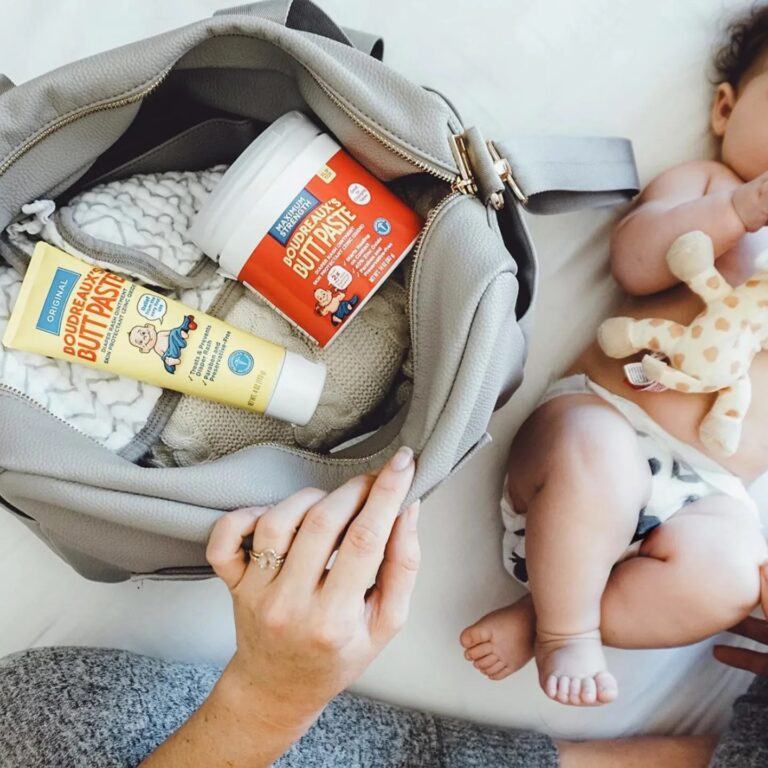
[502,374,758,586]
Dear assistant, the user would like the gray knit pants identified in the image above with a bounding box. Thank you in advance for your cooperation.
[0,647,765,767]
[0,647,558,768]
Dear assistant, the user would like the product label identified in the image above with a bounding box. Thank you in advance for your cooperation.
[6,244,286,414]
[623,360,668,392]
[238,149,423,347]
[35,267,79,335]
[269,189,321,245]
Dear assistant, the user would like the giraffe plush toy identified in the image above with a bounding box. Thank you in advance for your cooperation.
[597,230,768,457]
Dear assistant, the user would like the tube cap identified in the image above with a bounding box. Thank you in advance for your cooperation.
[265,351,326,426]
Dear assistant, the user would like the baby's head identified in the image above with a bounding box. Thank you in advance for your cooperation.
[128,323,157,353]
[314,288,332,307]
[713,5,768,180]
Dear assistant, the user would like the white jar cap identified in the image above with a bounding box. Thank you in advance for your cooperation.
[190,111,322,260]
[265,351,326,426]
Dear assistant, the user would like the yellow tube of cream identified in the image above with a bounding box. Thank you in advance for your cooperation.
[3,243,326,425]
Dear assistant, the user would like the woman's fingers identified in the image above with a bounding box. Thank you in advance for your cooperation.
[239,487,328,592]
[714,644,768,676]
[368,502,421,641]
[206,507,264,590]
[279,475,374,588]
[729,615,768,644]
[323,447,415,602]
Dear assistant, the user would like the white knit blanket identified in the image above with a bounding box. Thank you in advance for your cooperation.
[1,166,410,458]
[0,168,226,451]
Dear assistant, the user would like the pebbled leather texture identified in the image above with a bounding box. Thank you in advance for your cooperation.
[0,194,525,580]
[0,1,637,581]
[0,13,459,231]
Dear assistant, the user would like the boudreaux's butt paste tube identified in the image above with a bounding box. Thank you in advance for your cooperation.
[3,243,326,425]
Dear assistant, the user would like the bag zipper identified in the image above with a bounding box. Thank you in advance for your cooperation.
[304,68,460,187]
[0,60,461,188]
[406,191,459,329]
[0,382,100,444]
[0,69,173,179]
[0,48,469,462]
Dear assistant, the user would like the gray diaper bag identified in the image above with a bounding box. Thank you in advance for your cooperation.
[0,1,639,581]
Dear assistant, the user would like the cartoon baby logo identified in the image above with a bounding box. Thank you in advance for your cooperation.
[314,287,360,326]
[128,314,198,374]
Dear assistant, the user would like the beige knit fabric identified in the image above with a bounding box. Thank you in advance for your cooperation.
[155,279,410,465]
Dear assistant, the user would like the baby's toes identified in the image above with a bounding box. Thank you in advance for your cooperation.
[580,676,597,705]
[544,674,559,700]
[473,653,501,671]
[568,677,583,706]
[459,624,491,649]
[484,659,507,678]
[556,675,572,704]
[595,671,619,703]
[464,641,495,661]
[544,674,571,703]
[488,665,511,681]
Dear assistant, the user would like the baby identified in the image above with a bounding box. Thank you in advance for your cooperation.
[314,287,360,325]
[128,315,197,374]
[460,6,768,706]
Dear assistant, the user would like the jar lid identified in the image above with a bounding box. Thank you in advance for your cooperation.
[190,111,321,259]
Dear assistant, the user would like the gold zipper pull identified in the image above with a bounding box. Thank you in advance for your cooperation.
[449,133,528,210]
[487,140,528,207]
[448,133,478,197]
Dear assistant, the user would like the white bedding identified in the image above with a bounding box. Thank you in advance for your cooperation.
[0,0,764,741]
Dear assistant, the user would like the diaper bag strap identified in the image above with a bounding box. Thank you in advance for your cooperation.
[214,0,384,59]
[494,135,640,214]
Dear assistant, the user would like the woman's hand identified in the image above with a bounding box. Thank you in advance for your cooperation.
[714,562,768,675]
[140,446,419,768]
[208,446,420,730]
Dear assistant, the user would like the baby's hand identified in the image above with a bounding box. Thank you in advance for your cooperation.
[732,172,768,232]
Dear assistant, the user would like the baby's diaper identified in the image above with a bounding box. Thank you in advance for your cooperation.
[501,374,758,586]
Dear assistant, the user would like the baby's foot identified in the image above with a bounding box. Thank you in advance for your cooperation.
[459,597,536,680]
[535,629,617,706]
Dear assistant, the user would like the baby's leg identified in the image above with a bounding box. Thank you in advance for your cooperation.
[526,402,650,705]
[599,494,766,648]
[463,495,765,684]
[462,395,650,705]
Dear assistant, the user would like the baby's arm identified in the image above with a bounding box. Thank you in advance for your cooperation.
[611,161,768,295]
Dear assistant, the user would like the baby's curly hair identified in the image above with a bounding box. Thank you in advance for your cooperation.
[714,4,768,87]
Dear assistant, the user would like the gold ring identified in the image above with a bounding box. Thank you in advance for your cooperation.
[249,548,286,571]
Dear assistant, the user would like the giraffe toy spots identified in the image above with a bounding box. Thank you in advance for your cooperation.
[598,230,768,457]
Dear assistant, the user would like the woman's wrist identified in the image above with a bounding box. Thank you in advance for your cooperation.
[216,653,325,736]
[140,662,317,768]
